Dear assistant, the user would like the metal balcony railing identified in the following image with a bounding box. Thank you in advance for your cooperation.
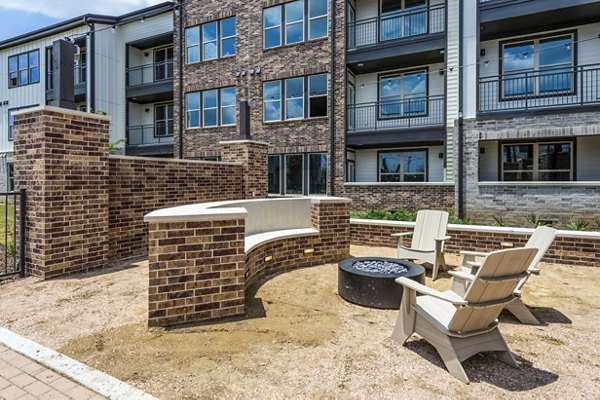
[346,95,445,132]
[127,123,174,146]
[45,63,86,91]
[126,60,173,88]
[347,3,446,51]
[478,64,600,113]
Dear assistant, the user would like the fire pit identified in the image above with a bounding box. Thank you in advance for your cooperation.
[338,257,425,309]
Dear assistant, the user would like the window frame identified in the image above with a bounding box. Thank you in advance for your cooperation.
[499,31,576,100]
[377,68,428,120]
[185,87,237,129]
[8,49,40,88]
[185,16,237,65]
[308,152,328,195]
[379,0,429,41]
[377,149,428,182]
[263,0,328,50]
[154,102,174,138]
[500,141,574,182]
[284,153,305,195]
[263,73,329,122]
[153,46,174,82]
[268,154,282,195]
[308,74,328,118]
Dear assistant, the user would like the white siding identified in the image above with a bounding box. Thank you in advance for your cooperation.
[445,0,460,181]
[354,145,445,182]
[479,140,499,181]
[577,136,600,181]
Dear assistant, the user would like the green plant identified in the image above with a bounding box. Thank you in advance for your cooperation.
[594,217,600,230]
[94,110,108,116]
[448,211,474,225]
[492,215,507,227]
[526,214,551,228]
[564,219,589,231]
[109,138,127,152]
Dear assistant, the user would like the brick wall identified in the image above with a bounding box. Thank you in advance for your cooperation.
[220,140,268,199]
[341,183,455,211]
[109,156,244,260]
[148,219,246,327]
[13,107,110,278]
[350,219,600,268]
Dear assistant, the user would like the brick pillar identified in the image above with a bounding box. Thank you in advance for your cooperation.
[146,217,246,328]
[220,140,268,199]
[13,106,110,279]
[310,198,351,262]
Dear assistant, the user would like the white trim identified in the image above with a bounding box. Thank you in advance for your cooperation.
[478,181,600,187]
[12,105,112,122]
[245,228,319,252]
[0,327,156,400]
[109,154,240,166]
[344,182,454,186]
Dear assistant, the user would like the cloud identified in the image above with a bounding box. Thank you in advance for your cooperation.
[0,0,170,19]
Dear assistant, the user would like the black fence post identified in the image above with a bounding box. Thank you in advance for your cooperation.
[19,189,25,278]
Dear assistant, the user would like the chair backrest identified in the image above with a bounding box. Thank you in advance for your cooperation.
[411,210,449,251]
[447,247,538,333]
[524,226,557,269]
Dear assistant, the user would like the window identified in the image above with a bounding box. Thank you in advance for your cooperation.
[502,34,574,98]
[502,142,572,181]
[285,154,304,195]
[186,87,237,128]
[268,155,281,194]
[263,0,328,49]
[263,73,328,122]
[309,153,327,194]
[7,163,14,192]
[8,105,38,141]
[380,0,427,41]
[379,71,426,118]
[185,17,236,64]
[9,50,39,88]
[154,47,173,81]
[379,150,426,182]
[155,103,174,137]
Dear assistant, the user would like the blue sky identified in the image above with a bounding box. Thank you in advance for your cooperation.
[0,1,168,41]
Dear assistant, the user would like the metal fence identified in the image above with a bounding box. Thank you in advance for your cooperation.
[479,64,600,113]
[126,60,174,87]
[347,3,446,50]
[0,190,25,279]
[127,124,175,146]
[45,63,87,91]
[347,95,445,132]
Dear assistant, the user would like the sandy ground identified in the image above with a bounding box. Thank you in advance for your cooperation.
[1,246,599,399]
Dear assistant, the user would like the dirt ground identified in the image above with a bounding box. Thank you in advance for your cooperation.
[1,245,599,399]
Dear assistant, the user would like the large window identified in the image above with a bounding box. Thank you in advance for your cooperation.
[379,150,426,182]
[268,155,281,194]
[502,34,574,98]
[285,154,304,195]
[154,47,173,81]
[270,153,328,195]
[9,50,39,88]
[154,103,174,137]
[264,73,328,122]
[379,70,427,118]
[263,0,328,49]
[380,0,427,41]
[186,87,236,128]
[502,142,572,181]
[185,17,236,64]
[309,153,327,194]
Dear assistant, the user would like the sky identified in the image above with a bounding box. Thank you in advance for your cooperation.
[0,1,169,41]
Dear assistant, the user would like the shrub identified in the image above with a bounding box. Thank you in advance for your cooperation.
[564,219,589,231]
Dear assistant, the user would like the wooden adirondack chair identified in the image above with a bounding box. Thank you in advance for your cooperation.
[451,226,557,324]
[391,247,538,384]
[392,210,451,281]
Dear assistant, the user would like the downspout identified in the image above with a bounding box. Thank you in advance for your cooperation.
[84,18,95,112]
[457,0,465,220]
[329,0,336,195]
[177,1,185,159]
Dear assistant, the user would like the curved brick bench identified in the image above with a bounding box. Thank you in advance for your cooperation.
[144,197,351,327]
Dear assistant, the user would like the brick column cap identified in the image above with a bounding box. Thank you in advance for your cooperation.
[310,196,352,204]
[12,105,112,122]
[219,140,269,147]
[144,204,248,223]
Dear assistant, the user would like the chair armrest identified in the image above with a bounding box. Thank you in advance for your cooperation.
[529,267,541,275]
[391,232,413,237]
[448,270,475,282]
[460,250,489,257]
[434,236,451,242]
[396,277,468,305]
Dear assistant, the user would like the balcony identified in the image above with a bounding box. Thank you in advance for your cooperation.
[126,123,174,156]
[126,61,174,103]
[346,95,446,147]
[478,64,600,115]
[347,3,446,73]
[45,63,87,102]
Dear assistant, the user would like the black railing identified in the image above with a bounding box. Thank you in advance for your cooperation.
[127,123,174,146]
[346,95,445,132]
[0,190,25,279]
[127,60,174,88]
[479,64,600,113]
[347,3,446,51]
[46,63,86,91]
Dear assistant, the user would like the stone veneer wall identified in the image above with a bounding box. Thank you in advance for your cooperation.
[109,156,244,260]
[350,219,600,268]
[341,183,455,211]
[13,107,110,278]
[146,198,350,327]
[462,112,600,224]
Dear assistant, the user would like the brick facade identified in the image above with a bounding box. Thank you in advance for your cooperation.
[13,107,110,278]
[350,219,600,268]
[341,183,455,211]
[219,140,269,199]
[146,198,350,327]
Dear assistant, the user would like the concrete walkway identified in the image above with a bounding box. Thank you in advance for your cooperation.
[0,344,104,400]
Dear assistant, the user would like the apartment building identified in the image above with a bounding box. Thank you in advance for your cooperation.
[0,2,175,191]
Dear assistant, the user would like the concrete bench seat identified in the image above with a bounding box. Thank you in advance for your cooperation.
[244,228,319,253]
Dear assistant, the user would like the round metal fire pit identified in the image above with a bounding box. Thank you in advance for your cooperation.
[338,257,425,309]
